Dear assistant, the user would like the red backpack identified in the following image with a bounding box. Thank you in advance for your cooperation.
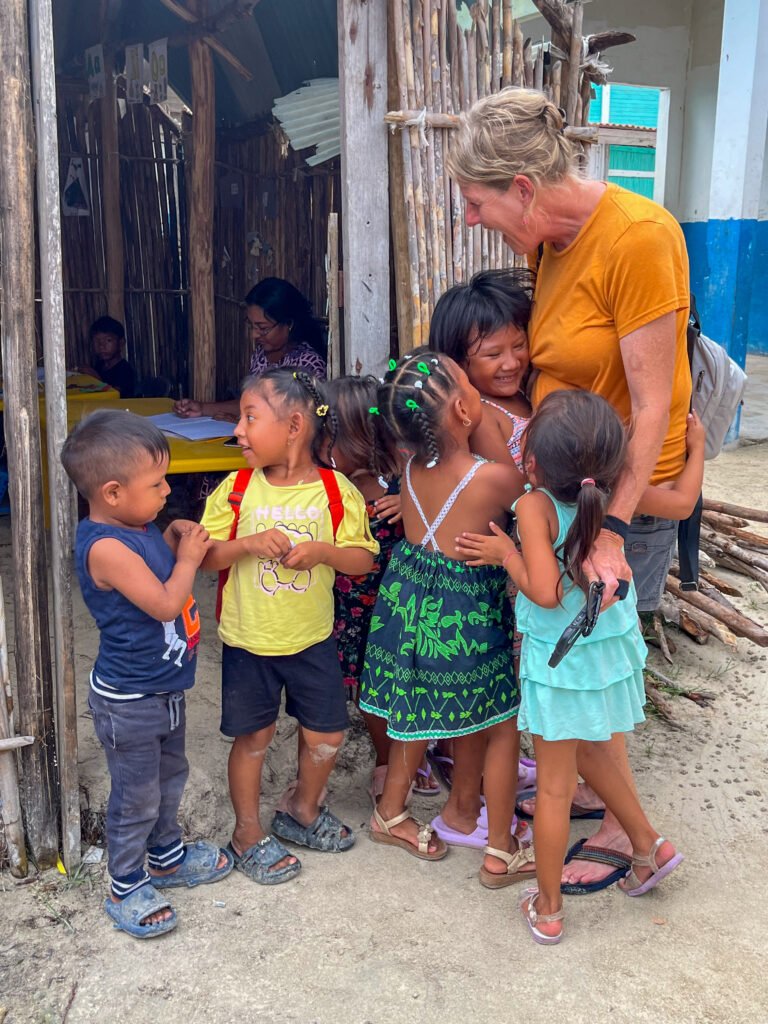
[215,467,345,620]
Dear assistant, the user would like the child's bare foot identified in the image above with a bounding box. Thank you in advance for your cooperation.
[521,890,564,942]
[232,830,298,875]
[482,836,536,877]
[618,838,683,894]
[109,892,172,927]
[517,781,605,818]
[149,850,230,877]
[371,809,444,856]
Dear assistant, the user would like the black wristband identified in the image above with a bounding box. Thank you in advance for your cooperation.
[602,515,630,541]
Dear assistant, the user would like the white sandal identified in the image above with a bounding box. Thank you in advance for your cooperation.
[520,888,564,945]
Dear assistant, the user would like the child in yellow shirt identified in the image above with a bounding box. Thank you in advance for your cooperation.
[201,369,378,884]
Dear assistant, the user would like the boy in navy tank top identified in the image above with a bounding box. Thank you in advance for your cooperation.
[62,411,233,939]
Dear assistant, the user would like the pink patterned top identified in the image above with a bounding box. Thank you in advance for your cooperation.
[480,398,528,471]
[249,340,327,380]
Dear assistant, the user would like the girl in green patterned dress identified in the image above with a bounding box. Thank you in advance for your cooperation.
[360,350,531,879]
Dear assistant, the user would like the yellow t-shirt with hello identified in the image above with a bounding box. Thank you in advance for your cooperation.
[529,183,691,485]
[202,469,379,656]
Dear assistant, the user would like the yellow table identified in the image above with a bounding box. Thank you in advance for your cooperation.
[0,373,118,412]
[66,397,246,475]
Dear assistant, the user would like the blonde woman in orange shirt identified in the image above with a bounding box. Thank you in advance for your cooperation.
[447,87,692,895]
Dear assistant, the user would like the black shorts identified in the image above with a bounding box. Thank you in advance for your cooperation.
[220,637,350,736]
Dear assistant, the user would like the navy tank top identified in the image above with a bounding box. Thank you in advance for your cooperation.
[75,519,199,695]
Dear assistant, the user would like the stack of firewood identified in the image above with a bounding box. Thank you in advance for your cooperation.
[656,498,768,657]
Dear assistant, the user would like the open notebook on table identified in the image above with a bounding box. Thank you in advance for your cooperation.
[147,412,236,441]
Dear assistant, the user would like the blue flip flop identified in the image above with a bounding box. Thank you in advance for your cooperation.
[271,806,355,852]
[103,883,177,939]
[560,838,631,895]
[515,796,606,822]
[227,836,301,885]
[151,841,234,889]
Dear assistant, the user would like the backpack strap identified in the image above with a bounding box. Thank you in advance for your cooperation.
[215,468,254,621]
[679,294,702,592]
[318,467,344,541]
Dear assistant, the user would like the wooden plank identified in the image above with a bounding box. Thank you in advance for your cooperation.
[337,0,390,374]
[29,0,80,872]
[188,3,217,401]
[0,0,59,867]
[101,52,126,326]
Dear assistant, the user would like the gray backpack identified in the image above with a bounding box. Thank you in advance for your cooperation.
[688,312,748,460]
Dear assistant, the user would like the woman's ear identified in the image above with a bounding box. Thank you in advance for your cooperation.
[511,174,536,209]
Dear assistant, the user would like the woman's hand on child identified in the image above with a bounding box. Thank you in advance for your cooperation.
[685,410,705,453]
[280,541,327,571]
[173,398,204,418]
[454,521,515,567]
[177,524,213,566]
[243,529,294,560]
[373,493,402,523]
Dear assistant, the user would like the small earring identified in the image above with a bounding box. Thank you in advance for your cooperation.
[462,417,472,427]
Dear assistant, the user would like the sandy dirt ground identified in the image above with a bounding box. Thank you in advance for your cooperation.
[1,436,768,1024]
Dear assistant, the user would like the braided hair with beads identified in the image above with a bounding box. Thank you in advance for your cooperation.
[241,366,338,464]
[377,348,460,470]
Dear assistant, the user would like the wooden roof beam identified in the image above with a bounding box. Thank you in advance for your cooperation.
[158,0,258,80]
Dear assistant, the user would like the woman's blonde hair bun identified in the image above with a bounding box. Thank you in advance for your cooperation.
[446,87,576,191]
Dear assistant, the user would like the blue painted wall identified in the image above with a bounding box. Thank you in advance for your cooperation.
[682,219,767,361]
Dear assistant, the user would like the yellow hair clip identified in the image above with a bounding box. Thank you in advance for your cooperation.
[316,404,329,417]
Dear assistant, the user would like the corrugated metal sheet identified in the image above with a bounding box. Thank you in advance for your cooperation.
[273,78,340,166]
[53,0,338,129]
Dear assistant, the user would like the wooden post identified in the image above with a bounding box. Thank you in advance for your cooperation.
[188,3,217,401]
[326,213,341,378]
[337,0,390,376]
[101,52,125,325]
[566,2,584,127]
[0,584,28,877]
[29,0,81,872]
[0,0,59,866]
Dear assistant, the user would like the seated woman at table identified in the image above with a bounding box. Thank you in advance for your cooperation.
[174,278,327,421]
[79,315,136,398]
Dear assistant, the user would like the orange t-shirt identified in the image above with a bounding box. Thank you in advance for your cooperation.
[528,184,691,485]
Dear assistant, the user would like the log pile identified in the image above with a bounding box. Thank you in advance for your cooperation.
[657,498,768,657]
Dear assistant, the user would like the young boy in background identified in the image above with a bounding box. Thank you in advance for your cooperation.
[80,315,136,397]
[62,410,232,939]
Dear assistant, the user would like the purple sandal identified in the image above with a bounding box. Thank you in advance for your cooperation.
[621,837,684,896]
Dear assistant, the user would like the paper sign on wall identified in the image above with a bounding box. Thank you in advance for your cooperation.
[148,38,168,105]
[125,44,144,104]
[62,157,91,217]
[85,44,105,100]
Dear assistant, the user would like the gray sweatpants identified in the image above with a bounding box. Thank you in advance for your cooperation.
[88,690,189,880]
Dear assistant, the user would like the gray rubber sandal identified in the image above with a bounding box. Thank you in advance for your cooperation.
[103,883,177,939]
[271,806,355,852]
[151,841,234,889]
[226,837,301,885]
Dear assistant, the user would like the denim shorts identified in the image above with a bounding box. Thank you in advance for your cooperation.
[221,636,349,736]
[625,515,677,612]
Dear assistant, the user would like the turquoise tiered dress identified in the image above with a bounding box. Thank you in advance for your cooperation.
[514,488,647,743]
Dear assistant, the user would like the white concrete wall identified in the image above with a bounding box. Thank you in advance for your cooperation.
[676,0,723,222]
[522,0,723,221]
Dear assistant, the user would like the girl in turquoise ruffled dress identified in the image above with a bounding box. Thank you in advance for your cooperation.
[457,389,684,945]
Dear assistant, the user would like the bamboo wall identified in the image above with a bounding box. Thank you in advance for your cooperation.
[58,91,189,386]
[52,90,339,399]
[213,127,340,398]
[390,0,599,350]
